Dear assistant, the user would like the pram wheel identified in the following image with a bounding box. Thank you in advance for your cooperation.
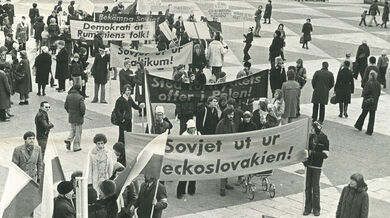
[248,184,255,200]
[269,184,276,198]
[262,177,269,191]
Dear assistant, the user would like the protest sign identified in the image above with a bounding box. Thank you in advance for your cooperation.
[232,11,254,21]
[207,21,222,33]
[137,0,161,14]
[110,42,193,69]
[76,0,94,15]
[214,1,229,9]
[159,21,176,41]
[94,13,161,23]
[170,6,194,14]
[69,20,155,40]
[125,118,310,181]
[208,9,232,18]
[183,22,211,39]
[146,70,268,103]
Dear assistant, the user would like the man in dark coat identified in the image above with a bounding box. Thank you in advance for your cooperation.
[29,3,40,36]
[55,40,69,92]
[0,69,11,122]
[269,30,284,67]
[216,107,236,196]
[64,85,86,152]
[53,181,76,218]
[368,0,380,26]
[3,0,14,25]
[354,71,381,136]
[12,131,43,183]
[35,101,54,158]
[93,31,104,57]
[119,60,135,94]
[270,57,287,94]
[263,0,272,24]
[68,1,75,16]
[302,18,313,49]
[311,61,334,124]
[91,46,110,103]
[135,175,168,218]
[196,96,220,135]
[303,121,329,217]
[33,16,45,51]
[34,46,52,95]
[335,61,354,118]
[380,1,389,28]
[361,56,379,88]
[355,41,370,80]
[14,51,32,105]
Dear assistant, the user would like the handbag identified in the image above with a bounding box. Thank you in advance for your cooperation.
[299,36,304,44]
[363,96,375,108]
[330,93,338,104]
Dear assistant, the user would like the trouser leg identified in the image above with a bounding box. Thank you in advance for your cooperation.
[38,139,48,159]
[339,103,343,115]
[367,110,376,134]
[312,168,322,213]
[312,103,319,121]
[177,181,187,196]
[355,109,368,129]
[73,124,82,150]
[304,167,313,212]
[188,181,196,194]
[100,84,106,102]
[67,123,76,143]
[319,104,325,122]
[93,83,100,101]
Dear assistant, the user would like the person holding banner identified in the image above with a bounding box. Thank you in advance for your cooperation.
[190,44,207,75]
[216,107,236,196]
[207,33,228,81]
[91,45,110,104]
[303,121,329,216]
[254,6,263,37]
[135,174,168,218]
[135,62,148,116]
[119,60,136,94]
[95,180,118,218]
[270,57,287,95]
[196,96,220,135]
[176,119,200,198]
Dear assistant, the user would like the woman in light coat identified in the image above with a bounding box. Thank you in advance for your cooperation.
[88,134,115,192]
[282,69,301,124]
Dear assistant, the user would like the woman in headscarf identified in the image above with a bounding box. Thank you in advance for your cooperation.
[336,173,368,218]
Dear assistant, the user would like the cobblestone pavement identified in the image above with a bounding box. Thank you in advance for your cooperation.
[0,0,390,217]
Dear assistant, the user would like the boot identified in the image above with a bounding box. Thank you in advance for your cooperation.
[338,103,343,118]
[344,104,348,118]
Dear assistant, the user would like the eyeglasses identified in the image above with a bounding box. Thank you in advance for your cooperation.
[45,106,51,109]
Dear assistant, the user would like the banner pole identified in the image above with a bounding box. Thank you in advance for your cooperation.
[303,118,311,213]
[141,108,145,131]
[150,178,160,218]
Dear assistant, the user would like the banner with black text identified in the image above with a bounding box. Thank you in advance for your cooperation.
[69,20,155,40]
[146,70,268,103]
[110,41,193,68]
[125,119,309,181]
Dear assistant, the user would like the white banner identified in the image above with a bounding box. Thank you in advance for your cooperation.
[110,41,193,69]
[125,119,310,181]
[159,21,175,41]
[137,0,161,14]
[183,22,211,40]
[70,20,155,40]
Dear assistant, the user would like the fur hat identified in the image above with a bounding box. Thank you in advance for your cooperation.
[186,119,196,128]
[99,180,116,197]
[155,106,165,114]
[57,181,73,195]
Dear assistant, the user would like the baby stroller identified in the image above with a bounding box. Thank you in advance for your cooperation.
[241,170,276,200]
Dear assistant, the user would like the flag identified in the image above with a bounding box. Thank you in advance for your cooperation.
[123,0,138,15]
[40,140,66,218]
[0,163,40,217]
[114,131,168,197]
[77,0,95,15]
[144,71,155,134]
